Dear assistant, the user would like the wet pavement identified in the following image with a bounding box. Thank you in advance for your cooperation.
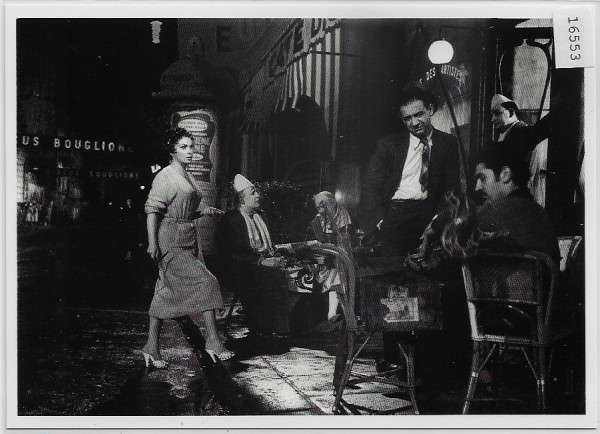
[16,224,586,417]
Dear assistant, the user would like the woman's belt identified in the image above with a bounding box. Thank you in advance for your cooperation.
[162,216,194,223]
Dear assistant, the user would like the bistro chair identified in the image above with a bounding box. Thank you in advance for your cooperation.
[558,235,583,274]
[460,250,569,414]
[331,255,442,415]
[555,235,584,398]
[556,235,584,326]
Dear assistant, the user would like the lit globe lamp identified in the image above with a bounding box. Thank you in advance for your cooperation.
[428,39,454,64]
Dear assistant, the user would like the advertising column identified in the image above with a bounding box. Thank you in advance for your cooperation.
[171,107,220,254]
[154,53,223,254]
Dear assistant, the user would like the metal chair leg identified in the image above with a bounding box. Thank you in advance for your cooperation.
[333,331,355,413]
[333,324,347,390]
[404,341,419,415]
[463,341,481,415]
[538,347,547,412]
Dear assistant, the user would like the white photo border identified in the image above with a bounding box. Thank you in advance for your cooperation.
[3,0,598,430]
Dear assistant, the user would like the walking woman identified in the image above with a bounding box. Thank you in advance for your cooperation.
[142,127,233,368]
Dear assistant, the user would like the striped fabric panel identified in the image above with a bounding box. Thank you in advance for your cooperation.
[323,31,332,134]
[290,61,296,108]
[331,26,341,159]
[257,24,342,148]
[313,41,322,109]
[299,55,305,97]
[305,50,312,98]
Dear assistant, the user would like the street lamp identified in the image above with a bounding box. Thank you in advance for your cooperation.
[428,39,454,64]
[150,20,162,44]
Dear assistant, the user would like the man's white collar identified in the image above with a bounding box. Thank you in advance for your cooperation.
[410,131,433,149]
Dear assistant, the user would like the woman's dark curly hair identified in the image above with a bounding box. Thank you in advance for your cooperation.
[162,127,194,155]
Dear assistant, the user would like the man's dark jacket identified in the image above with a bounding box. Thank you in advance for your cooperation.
[217,209,294,334]
[217,208,264,266]
[500,117,554,164]
[500,120,528,142]
[477,188,559,260]
[361,128,460,234]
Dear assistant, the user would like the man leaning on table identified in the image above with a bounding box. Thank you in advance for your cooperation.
[360,86,460,372]
[361,86,460,256]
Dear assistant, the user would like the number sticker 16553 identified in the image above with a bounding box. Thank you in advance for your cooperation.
[553,8,595,68]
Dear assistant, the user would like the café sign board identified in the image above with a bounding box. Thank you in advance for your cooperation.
[18,135,134,153]
[420,62,470,101]
[57,168,141,179]
[266,18,341,84]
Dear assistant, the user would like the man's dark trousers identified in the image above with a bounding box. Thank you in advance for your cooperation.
[380,199,430,257]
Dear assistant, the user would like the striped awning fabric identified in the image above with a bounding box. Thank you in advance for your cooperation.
[242,19,342,140]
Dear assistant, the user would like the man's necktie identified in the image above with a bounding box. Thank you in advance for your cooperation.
[419,138,430,192]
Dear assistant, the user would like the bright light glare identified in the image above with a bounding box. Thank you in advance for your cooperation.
[428,39,454,64]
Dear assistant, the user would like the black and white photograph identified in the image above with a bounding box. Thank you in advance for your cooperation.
[4,1,598,430]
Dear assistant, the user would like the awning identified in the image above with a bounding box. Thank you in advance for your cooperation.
[242,19,342,139]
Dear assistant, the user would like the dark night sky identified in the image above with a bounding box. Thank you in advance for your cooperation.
[17,18,178,144]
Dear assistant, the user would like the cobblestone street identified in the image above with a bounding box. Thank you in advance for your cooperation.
[14,224,586,422]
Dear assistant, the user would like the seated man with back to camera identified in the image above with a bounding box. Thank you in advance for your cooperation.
[404,143,560,382]
[411,143,558,268]
[426,144,559,260]
[405,96,556,272]
[472,143,558,259]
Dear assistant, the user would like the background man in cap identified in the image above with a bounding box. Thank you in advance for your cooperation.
[217,174,290,338]
[490,93,548,206]
[361,87,460,257]
[219,174,285,267]
[490,93,528,142]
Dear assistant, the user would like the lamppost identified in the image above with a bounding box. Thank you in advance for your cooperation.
[427,28,469,200]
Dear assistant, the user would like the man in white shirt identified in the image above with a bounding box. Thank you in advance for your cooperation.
[362,87,460,256]
[361,88,460,372]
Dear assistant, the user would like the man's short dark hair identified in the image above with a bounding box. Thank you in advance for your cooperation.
[397,87,438,113]
[476,143,530,189]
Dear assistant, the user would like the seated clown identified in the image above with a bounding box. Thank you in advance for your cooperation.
[217,174,322,337]
[309,191,353,322]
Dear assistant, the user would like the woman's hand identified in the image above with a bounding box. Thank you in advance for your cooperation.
[200,206,225,217]
[314,254,327,265]
[260,256,286,267]
[147,242,161,263]
[146,213,161,263]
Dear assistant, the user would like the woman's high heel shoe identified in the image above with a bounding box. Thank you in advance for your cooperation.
[142,350,168,369]
[204,346,235,363]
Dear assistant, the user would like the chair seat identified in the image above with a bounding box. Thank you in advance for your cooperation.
[473,324,575,348]
[461,250,566,414]
[546,325,576,343]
